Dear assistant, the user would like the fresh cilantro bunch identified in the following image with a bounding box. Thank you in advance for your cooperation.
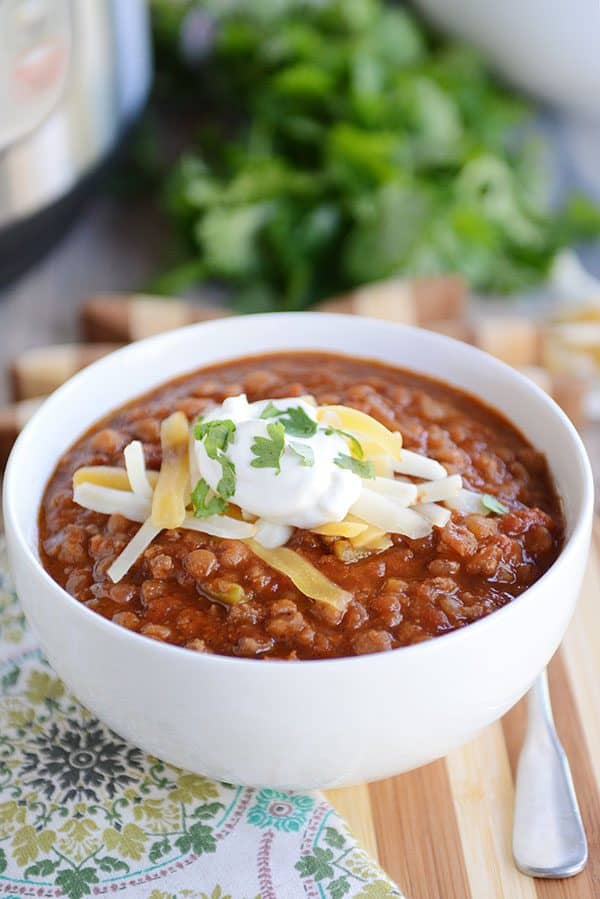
[149,0,600,306]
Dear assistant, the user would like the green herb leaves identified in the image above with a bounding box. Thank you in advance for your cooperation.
[334,453,375,479]
[482,494,509,515]
[260,403,317,437]
[251,421,286,473]
[193,417,237,516]
[323,426,364,459]
[153,0,600,307]
[259,402,280,420]
[191,455,236,519]
[193,419,236,458]
[216,455,236,500]
[191,479,228,518]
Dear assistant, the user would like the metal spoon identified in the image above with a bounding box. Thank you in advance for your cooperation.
[512,669,587,878]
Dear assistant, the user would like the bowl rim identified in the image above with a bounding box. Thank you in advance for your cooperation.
[3,311,594,670]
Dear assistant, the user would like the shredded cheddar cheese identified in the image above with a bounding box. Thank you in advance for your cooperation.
[151,411,190,529]
[245,540,351,611]
[311,520,369,538]
[316,404,403,460]
[73,466,159,491]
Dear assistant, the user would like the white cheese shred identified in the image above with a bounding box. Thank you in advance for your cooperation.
[415,502,452,529]
[108,518,162,583]
[445,489,488,516]
[416,474,463,504]
[124,441,153,498]
[182,516,256,539]
[367,476,418,506]
[393,449,447,480]
[351,488,432,539]
[73,483,151,523]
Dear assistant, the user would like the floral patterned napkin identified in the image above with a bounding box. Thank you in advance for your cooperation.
[0,535,403,899]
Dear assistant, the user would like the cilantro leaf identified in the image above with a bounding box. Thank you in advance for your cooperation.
[259,401,280,419]
[260,403,317,437]
[192,479,227,518]
[194,419,236,459]
[216,454,236,499]
[280,406,317,437]
[251,421,286,473]
[482,494,509,515]
[334,453,375,479]
[288,441,315,466]
[323,426,364,459]
[277,406,317,437]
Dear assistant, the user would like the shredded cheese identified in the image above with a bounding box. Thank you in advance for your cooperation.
[124,441,154,498]
[73,482,151,522]
[360,533,393,552]
[316,405,403,460]
[416,474,463,504]
[182,515,256,539]
[246,540,351,610]
[108,518,162,583]
[415,502,452,528]
[393,449,447,480]
[367,476,418,506]
[349,521,388,548]
[151,411,190,529]
[73,466,159,491]
[368,452,395,478]
[311,520,369,538]
[351,487,431,539]
[445,489,489,516]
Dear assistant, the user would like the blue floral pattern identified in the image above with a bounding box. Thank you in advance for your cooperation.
[247,788,315,832]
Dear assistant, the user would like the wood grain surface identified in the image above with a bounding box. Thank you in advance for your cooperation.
[326,525,600,898]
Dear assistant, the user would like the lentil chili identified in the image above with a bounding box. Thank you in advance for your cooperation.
[39,351,563,659]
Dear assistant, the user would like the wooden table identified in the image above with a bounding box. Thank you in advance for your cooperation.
[327,526,600,898]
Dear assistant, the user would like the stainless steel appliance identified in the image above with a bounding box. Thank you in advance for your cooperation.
[0,0,152,282]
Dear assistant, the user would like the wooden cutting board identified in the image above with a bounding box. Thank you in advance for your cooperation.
[326,523,600,898]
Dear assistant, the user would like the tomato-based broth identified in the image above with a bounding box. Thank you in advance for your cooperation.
[39,351,563,660]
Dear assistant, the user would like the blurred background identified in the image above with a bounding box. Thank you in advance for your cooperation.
[2,0,600,478]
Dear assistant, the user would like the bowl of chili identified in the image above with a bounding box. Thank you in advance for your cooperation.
[3,313,593,788]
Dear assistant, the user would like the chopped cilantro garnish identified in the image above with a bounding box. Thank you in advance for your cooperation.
[288,441,315,467]
[216,454,236,499]
[194,419,236,459]
[260,403,317,437]
[334,453,375,479]
[481,494,509,515]
[259,401,280,419]
[323,426,364,459]
[191,479,228,518]
[278,406,317,437]
[251,421,285,473]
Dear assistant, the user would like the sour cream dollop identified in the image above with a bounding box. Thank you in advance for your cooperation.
[193,394,363,528]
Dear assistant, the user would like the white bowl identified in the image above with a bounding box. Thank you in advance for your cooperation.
[412,0,600,119]
[3,313,593,789]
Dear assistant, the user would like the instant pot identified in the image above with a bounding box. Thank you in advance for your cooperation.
[0,0,152,283]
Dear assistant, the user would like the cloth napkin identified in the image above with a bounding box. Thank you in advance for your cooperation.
[0,535,403,899]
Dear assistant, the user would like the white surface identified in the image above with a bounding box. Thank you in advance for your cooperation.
[2,314,594,788]
[413,0,600,118]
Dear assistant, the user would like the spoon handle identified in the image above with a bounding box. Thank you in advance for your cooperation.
[512,670,587,878]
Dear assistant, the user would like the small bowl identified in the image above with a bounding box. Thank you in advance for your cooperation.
[3,313,593,789]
